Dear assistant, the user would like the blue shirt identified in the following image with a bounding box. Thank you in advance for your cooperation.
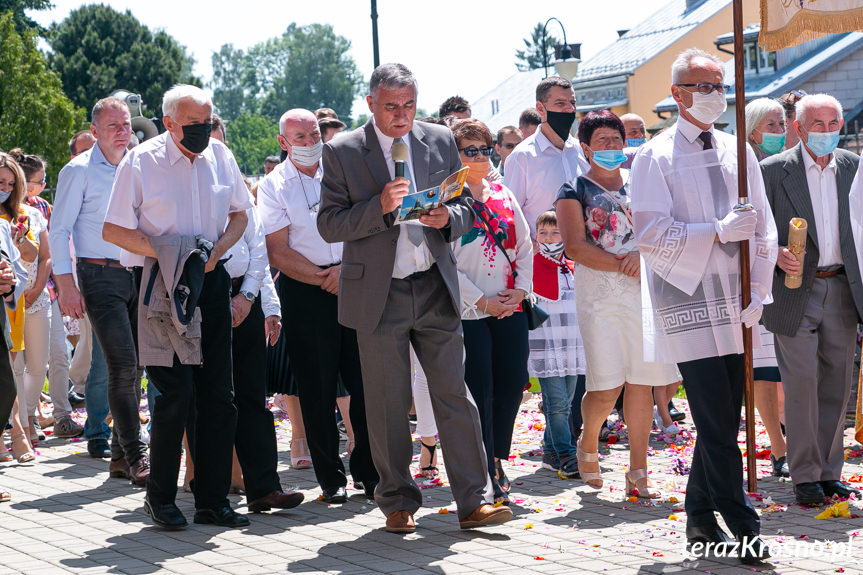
[50,143,124,275]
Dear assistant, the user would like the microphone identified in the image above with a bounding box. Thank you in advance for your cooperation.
[392,137,408,179]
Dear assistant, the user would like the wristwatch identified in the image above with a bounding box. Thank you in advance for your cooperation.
[239,290,255,303]
[16,236,24,245]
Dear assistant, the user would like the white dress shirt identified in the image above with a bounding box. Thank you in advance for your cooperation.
[631,116,777,364]
[505,127,589,236]
[801,148,842,267]
[371,119,433,278]
[256,160,342,266]
[105,133,253,267]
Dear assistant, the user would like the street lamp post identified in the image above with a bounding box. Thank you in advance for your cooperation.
[542,17,573,79]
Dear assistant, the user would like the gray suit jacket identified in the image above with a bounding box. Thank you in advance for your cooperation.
[317,120,475,333]
[761,144,863,336]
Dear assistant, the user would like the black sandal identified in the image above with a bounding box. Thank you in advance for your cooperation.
[492,477,511,505]
[420,440,439,479]
[495,459,511,493]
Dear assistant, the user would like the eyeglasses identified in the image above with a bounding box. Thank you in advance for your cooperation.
[27,177,46,186]
[459,145,494,157]
[676,83,731,95]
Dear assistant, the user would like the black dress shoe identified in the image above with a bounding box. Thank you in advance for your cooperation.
[193,505,250,527]
[820,480,862,499]
[686,523,732,549]
[771,454,790,478]
[144,498,187,530]
[247,490,304,513]
[87,438,111,458]
[363,481,378,499]
[737,531,770,565]
[320,486,347,503]
[68,390,86,408]
[795,481,826,505]
[668,400,685,422]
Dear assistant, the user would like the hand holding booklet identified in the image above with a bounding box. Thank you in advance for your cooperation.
[394,166,470,225]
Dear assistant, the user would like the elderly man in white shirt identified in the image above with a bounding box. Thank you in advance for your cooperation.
[103,84,251,531]
[632,49,777,565]
[505,76,589,237]
[258,108,378,504]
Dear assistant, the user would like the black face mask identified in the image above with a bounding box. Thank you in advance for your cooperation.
[545,110,576,142]
[180,122,212,154]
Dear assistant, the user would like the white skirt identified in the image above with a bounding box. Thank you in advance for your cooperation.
[575,266,679,392]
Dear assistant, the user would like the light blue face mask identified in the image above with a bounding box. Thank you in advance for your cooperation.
[625,137,647,148]
[757,131,786,156]
[805,130,840,157]
[0,190,10,204]
[589,149,628,171]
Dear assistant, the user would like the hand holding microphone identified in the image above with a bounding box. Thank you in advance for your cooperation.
[381,137,411,213]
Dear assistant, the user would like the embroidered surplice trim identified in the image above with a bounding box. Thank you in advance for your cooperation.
[654,297,735,335]
[643,222,685,277]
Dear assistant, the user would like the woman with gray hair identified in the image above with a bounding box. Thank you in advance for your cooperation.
[745,97,787,160]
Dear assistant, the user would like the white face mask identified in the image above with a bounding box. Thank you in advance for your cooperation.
[290,140,323,167]
[686,91,727,125]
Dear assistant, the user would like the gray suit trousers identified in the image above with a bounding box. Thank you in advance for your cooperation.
[357,266,492,520]
[775,274,857,486]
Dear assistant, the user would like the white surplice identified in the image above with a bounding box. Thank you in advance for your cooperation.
[630,117,778,364]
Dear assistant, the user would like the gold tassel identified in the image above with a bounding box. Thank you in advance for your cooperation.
[760,0,863,51]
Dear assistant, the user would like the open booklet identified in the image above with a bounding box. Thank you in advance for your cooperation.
[394,166,470,225]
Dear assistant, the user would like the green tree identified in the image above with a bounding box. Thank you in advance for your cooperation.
[47,4,201,117]
[0,0,52,35]
[515,23,559,72]
[211,23,363,124]
[227,111,279,175]
[0,13,85,187]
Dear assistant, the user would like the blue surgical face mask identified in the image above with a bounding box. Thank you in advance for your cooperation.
[589,148,628,171]
[805,130,840,157]
[625,137,647,148]
[757,131,786,156]
[0,190,10,204]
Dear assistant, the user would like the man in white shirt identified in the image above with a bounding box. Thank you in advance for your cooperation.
[258,108,378,504]
[103,84,251,530]
[632,49,776,565]
[761,94,863,506]
[505,76,589,237]
[318,63,511,533]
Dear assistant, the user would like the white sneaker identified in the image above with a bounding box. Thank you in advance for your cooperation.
[140,427,150,444]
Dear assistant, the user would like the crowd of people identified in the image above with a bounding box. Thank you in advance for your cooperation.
[0,46,861,567]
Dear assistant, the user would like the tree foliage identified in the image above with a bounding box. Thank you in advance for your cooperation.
[515,23,559,72]
[0,0,52,35]
[47,4,200,117]
[0,13,85,187]
[212,23,363,125]
[226,111,279,176]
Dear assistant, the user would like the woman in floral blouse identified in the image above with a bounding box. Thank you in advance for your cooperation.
[450,119,533,504]
[556,111,677,499]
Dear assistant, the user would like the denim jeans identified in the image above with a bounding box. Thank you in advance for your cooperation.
[541,374,585,460]
[83,333,110,441]
[78,262,146,464]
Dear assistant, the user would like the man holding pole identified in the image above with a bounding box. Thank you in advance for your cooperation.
[631,48,776,565]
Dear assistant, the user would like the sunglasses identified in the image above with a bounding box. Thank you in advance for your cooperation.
[459,145,494,157]
[676,83,731,95]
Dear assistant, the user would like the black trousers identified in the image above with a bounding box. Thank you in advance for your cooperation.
[0,335,15,430]
[231,287,281,501]
[678,353,760,535]
[78,263,147,464]
[146,267,237,509]
[462,312,529,479]
[281,275,377,490]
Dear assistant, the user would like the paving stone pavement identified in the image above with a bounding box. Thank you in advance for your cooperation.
[0,396,862,574]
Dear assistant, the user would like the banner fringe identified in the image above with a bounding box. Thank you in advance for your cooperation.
[760,1,863,51]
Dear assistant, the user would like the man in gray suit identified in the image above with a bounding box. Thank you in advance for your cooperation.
[761,93,863,506]
[317,63,512,533]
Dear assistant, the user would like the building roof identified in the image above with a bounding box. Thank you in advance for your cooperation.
[471,68,545,135]
[572,0,731,84]
[654,31,863,112]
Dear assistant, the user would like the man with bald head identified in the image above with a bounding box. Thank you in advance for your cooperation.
[761,94,863,506]
[632,49,776,564]
[258,108,378,504]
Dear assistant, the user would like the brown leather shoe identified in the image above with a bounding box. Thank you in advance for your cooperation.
[129,455,150,487]
[109,456,131,479]
[248,490,304,513]
[459,504,513,529]
[385,509,415,533]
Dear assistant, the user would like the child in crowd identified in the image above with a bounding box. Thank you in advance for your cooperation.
[528,211,586,478]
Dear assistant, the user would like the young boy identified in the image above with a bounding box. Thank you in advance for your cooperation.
[529,211,586,478]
